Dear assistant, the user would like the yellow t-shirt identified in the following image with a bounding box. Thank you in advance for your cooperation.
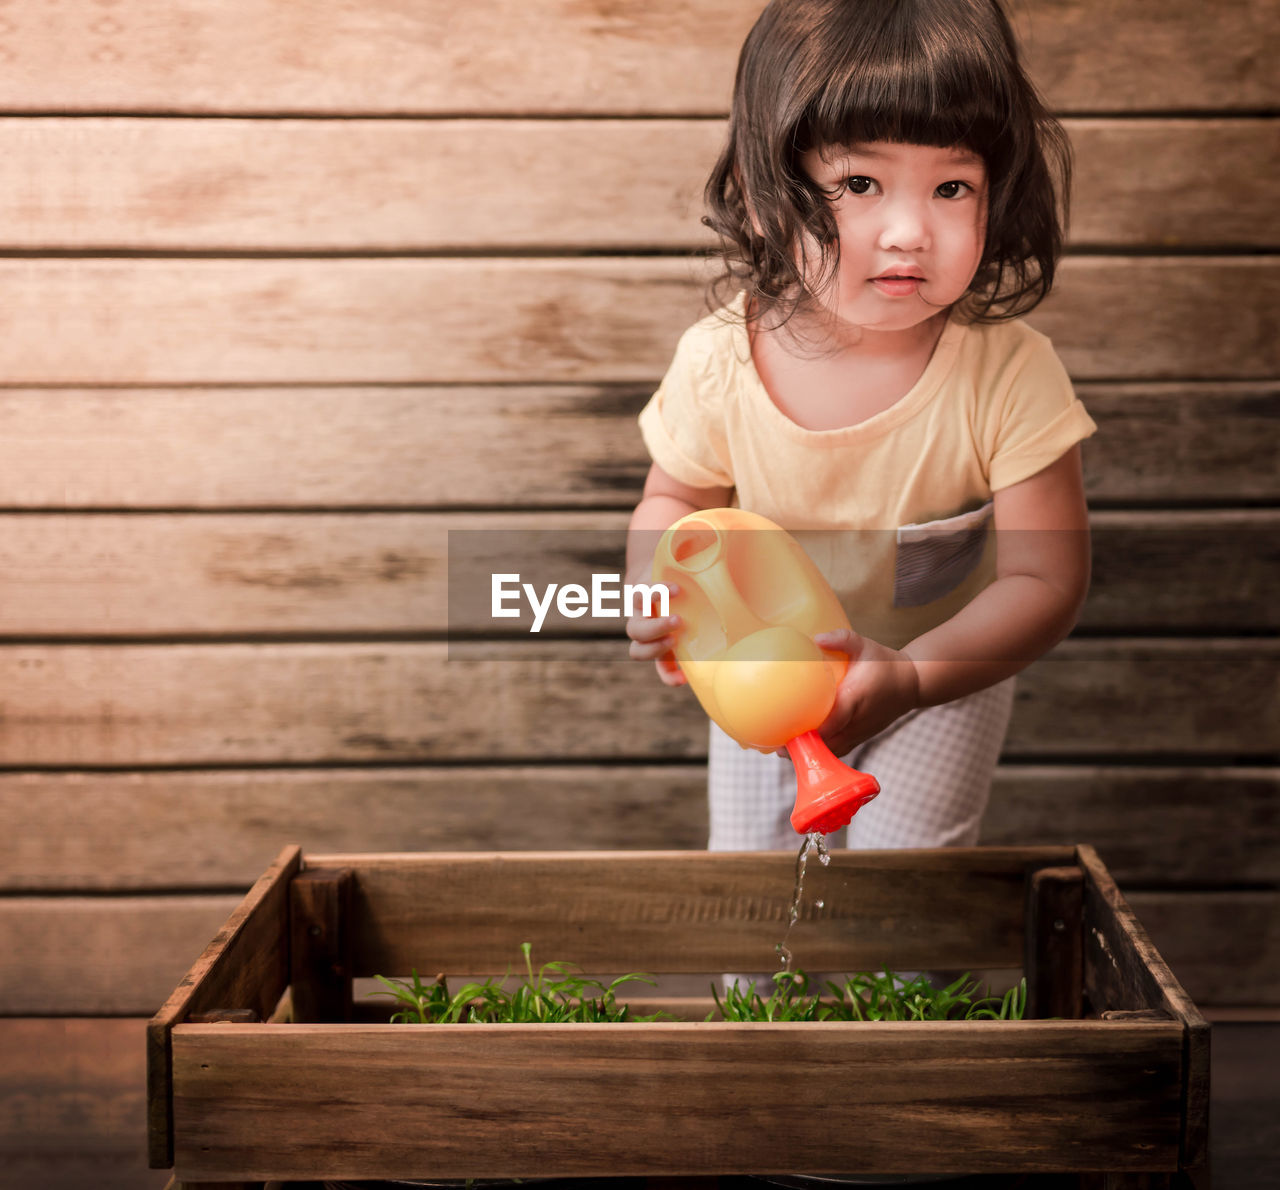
[637,298,1097,650]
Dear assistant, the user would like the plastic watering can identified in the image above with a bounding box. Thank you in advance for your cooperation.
[652,508,880,835]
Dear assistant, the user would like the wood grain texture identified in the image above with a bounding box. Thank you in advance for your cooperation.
[980,767,1280,886]
[16,1018,1279,1189]
[2,0,1275,114]
[0,384,653,510]
[146,844,300,1167]
[6,117,1275,250]
[2,0,1272,1180]
[2,886,1273,1017]
[1133,891,1280,1009]
[0,382,1273,511]
[1081,383,1280,505]
[168,1019,1185,1180]
[2,639,1275,766]
[3,765,1273,892]
[0,510,1273,635]
[311,847,1071,977]
[1080,846,1210,1170]
[0,1018,169,1190]
[2,258,1275,385]
[0,895,240,1015]
[288,868,354,1024]
[1065,119,1280,249]
[1080,847,1208,1018]
[4,118,725,253]
[1025,866,1084,1020]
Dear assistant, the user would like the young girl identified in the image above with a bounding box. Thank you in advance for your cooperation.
[625,0,1095,855]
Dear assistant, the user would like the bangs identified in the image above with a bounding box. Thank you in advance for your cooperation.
[703,0,1069,326]
[797,3,1013,158]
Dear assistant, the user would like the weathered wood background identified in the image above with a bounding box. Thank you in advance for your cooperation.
[0,1,1276,1187]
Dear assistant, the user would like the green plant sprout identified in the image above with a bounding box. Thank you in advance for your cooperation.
[371,942,670,1024]
[375,947,1027,1026]
[712,968,1028,1022]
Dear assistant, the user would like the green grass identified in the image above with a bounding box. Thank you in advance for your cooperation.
[371,942,670,1024]
[374,946,1028,1025]
[712,968,1028,1022]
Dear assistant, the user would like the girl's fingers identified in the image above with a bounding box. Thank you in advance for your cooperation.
[629,635,676,662]
[627,614,680,645]
[654,654,687,687]
[626,580,682,681]
[814,628,863,657]
[627,634,675,662]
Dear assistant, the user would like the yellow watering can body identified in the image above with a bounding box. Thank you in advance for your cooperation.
[652,508,880,835]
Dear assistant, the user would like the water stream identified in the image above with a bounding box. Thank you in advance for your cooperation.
[774,831,830,973]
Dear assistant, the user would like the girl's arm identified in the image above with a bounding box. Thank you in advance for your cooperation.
[903,444,1090,705]
[625,462,733,686]
[814,446,1089,752]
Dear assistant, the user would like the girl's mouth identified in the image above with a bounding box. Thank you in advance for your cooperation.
[870,274,924,296]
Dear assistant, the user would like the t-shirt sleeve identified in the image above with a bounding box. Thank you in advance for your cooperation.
[637,324,735,489]
[986,330,1097,492]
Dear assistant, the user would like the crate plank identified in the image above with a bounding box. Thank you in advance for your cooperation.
[3,765,1273,893]
[1,886,1275,1017]
[0,382,1271,510]
[146,844,300,1167]
[0,509,1272,636]
[4,0,1274,113]
[19,1018,1277,1189]
[1025,866,1084,1020]
[0,1018,169,1190]
[169,1019,1184,1180]
[1,639,1275,765]
[288,868,354,1024]
[308,847,1072,976]
[3,258,1276,385]
[7,117,1275,251]
[1080,847,1210,1170]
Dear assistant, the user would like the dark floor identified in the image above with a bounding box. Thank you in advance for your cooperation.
[1204,1022,1280,1189]
[269,1173,1210,1189]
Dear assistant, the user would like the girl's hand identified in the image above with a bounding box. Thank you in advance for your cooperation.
[625,582,687,687]
[810,629,921,757]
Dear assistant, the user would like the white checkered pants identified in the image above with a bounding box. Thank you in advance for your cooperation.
[707,676,1016,851]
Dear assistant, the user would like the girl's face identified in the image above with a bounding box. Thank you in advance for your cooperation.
[797,141,988,337]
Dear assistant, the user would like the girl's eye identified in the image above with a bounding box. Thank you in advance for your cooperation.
[845,176,876,195]
[935,180,971,199]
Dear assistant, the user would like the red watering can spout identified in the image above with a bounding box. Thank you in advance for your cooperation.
[787,730,881,835]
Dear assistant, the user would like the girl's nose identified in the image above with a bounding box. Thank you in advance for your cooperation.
[877,201,929,253]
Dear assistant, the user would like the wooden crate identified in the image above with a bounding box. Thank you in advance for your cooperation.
[147,845,1207,1187]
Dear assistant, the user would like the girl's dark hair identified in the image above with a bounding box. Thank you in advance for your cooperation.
[704,0,1071,326]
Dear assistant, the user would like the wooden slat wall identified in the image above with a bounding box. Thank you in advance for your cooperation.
[2,3,1277,1186]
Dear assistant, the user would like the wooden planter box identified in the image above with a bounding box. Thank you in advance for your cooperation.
[148,845,1207,1188]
